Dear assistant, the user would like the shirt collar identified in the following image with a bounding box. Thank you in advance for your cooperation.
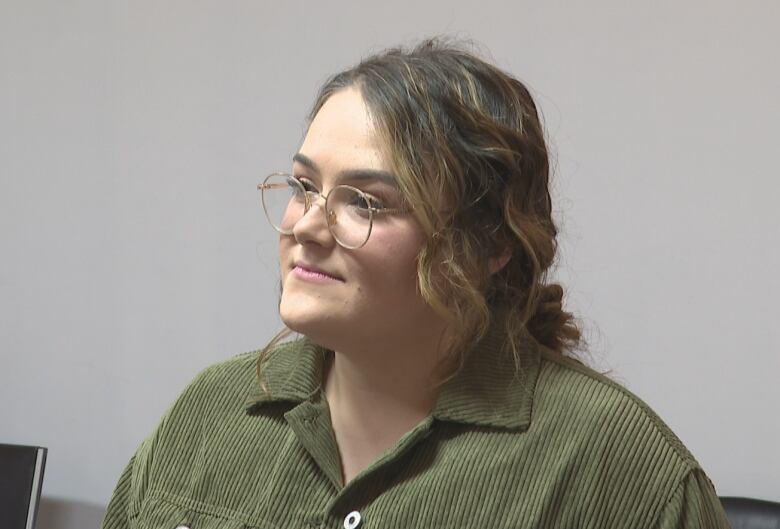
[245,323,541,431]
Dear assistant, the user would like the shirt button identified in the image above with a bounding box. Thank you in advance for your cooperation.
[174,526,190,529]
[343,510,361,529]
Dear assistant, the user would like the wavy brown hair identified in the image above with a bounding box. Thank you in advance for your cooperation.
[260,37,587,388]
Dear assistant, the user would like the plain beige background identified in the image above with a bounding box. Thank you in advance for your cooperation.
[1,1,777,527]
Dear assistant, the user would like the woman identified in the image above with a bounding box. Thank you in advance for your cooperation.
[103,38,731,529]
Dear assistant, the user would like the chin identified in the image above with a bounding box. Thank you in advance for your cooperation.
[280,315,340,352]
[280,295,334,338]
[280,300,375,354]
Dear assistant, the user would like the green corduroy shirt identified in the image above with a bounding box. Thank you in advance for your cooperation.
[102,327,731,529]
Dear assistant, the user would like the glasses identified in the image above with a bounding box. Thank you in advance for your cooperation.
[258,172,410,249]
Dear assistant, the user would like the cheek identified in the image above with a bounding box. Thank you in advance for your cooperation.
[278,236,293,268]
[358,232,424,296]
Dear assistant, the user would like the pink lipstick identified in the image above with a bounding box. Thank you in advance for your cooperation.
[292,265,343,283]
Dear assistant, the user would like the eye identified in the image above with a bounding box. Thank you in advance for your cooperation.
[296,177,319,194]
[283,175,305,198]
[369,188,405,211]
[351,193,385,211]
[368,195,387,210]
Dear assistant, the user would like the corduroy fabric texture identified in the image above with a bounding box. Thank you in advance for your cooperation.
[102,327,731,529]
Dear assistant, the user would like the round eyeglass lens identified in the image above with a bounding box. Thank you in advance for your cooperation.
[327,185,373,249]
[261,173,305,234]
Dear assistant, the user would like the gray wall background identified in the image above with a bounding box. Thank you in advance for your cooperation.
[1,1,778,527]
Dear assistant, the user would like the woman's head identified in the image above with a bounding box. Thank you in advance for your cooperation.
[273,37,583,380]
[277,86,447,353]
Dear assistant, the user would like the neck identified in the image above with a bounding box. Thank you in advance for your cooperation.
[322,320,450,444]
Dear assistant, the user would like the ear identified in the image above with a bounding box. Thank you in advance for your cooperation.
[488,247,512,275]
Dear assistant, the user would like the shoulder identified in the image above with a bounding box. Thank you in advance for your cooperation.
[176,349,261,400]
[109,348,270,521]
[196,348,263,384]
[148,348,268,442]
[526,350,717,526]
[537,349,697,464]
[535,349,701,486]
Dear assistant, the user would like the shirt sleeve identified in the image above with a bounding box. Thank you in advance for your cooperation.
[101,421,161,529]
[100,361,223,528]
[650,467,732,529]
[101,453,137,529]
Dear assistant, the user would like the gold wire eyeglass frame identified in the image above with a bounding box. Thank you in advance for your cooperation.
[258,172,410,250]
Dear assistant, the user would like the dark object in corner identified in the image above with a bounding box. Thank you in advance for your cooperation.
[720,496,780,529]
[0,443,48,529]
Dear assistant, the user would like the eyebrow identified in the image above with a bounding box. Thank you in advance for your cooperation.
[293,152,399,188]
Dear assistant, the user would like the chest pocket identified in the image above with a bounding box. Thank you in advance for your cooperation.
[132,498,271,529]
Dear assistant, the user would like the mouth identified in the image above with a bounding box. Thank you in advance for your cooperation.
[292,262,344,282]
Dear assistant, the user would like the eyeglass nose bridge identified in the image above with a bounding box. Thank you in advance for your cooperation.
[302,189,338,228]
[298,185,374,250]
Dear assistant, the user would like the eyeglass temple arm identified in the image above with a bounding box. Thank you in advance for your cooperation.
[258,183,290,190]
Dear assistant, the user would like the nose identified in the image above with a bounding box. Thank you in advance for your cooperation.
[291,194,337,248]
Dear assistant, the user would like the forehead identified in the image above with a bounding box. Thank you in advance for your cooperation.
[299,88,387,171]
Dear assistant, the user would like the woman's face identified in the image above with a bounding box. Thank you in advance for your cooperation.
[278,87,439,349]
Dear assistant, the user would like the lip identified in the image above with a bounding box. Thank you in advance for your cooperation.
[292,262,344,282]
